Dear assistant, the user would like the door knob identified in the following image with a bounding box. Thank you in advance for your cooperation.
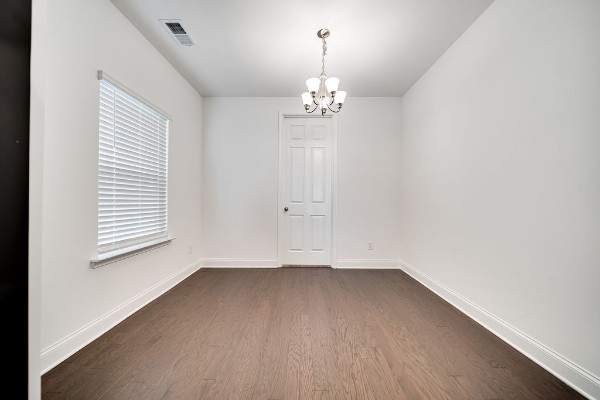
[284,206,289,212]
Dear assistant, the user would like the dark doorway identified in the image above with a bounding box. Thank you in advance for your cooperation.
[0,0,32,393]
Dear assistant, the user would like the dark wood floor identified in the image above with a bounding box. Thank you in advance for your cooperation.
[42,268,584,399]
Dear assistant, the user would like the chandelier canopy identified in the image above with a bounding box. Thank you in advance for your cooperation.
[301,28,347,115]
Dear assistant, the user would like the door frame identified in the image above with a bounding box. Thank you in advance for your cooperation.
[277,111,338,268]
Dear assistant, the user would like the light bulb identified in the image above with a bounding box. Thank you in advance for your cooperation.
[325,77,340,94]
[306,78,320,94]
[335,91,347,105]
[301,92,312,106]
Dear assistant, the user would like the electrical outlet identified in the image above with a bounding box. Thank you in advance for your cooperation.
[188,245,193,255]
[367,241,374,251]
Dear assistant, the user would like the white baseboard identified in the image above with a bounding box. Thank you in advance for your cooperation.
[40,259,202,374]
[335,259,402,269]
[200,258,401,269]
[201,258,279,268]
[400,261,600,400]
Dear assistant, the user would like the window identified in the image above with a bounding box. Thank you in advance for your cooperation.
[97,72,170,259]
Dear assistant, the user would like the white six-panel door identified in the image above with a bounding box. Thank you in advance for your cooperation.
[279,116,333,266]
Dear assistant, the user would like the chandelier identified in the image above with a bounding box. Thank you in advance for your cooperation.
[301,28,347,115]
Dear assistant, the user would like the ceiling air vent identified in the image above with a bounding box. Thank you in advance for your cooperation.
[160,19,194,47]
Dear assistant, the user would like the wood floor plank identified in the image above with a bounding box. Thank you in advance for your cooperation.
[284,280,314,400]
[202,270,271,399]
[250,272,289,400]
[306,277,331,392]
[42,268,585,400]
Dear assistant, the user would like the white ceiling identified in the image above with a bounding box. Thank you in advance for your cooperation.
[111,0,494,97]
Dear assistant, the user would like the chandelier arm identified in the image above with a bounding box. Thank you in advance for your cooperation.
[326,104,341,113]
[306,103,319,114]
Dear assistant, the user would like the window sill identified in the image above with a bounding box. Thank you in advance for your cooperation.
[90,236,175,268]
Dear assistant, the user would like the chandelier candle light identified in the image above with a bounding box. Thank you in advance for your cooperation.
[301,28,347,115]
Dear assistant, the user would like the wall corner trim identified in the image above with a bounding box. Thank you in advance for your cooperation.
[40,259,202,374]
[400,260,600,400]
[335,259,402,269]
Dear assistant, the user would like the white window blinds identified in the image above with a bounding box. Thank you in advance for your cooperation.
[98,77,169,254]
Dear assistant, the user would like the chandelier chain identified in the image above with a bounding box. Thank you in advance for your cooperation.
[321,38,327,76]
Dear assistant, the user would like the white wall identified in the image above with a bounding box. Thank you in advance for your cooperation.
[37,0,203,373]
[400,0,600,394]
[202,97,402,267]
